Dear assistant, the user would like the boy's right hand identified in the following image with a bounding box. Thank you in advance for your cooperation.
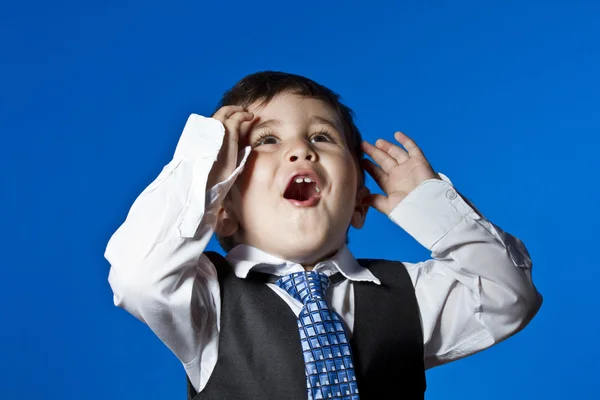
[207,106,254,190]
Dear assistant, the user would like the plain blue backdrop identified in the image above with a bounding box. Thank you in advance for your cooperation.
[1,0,599,399]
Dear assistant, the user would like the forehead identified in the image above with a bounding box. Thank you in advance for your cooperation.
[247,93,342,129]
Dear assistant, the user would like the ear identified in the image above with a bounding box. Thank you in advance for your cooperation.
[350,186,370,229]
[215,205,239,238]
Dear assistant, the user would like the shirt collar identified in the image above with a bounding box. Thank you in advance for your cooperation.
[225,244,381,285]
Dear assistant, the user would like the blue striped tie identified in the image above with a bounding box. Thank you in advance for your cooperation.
[275,271,360,400]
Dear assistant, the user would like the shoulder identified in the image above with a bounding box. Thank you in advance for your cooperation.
[204,250,227,263]
[357,258,412,287]
[357,258,405,271]
[204,251,232,278]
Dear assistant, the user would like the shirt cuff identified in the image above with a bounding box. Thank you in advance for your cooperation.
[204,146,252,216]
[173,114,225,161]
[173,115,229,238]
[388,173,481,250]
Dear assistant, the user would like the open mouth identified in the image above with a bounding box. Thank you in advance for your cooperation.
[283,173,322,205]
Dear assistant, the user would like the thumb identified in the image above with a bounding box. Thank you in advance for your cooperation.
[364,193,389,215]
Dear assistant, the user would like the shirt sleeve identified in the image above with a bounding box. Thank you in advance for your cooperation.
[104,114,250,383]
[388,175,542,369]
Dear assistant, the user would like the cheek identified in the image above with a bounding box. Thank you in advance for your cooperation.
[330,154,360,189]
[330,156,361,214]
[234,154,276,201]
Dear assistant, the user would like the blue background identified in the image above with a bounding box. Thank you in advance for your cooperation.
[1,0,598,399]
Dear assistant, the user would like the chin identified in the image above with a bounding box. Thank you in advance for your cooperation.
[279,235,342,264]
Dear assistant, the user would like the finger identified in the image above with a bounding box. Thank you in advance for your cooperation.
[235,113,256,144]
[362,159,388,188]
[394,131,424,157]
[364,193,389,215]
[221,120,241,169]
[212,105,245,122]
[228,110,254,122]
[221,112,253,168]
[375,138,409,164]
[361,141,398,173]
[223,111,254,141]
[239,118,255,140]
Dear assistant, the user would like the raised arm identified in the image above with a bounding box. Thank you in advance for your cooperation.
[362,133,542,368]
[105,111,252,372]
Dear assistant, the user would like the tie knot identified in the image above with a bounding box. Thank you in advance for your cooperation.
[275,271,331,304]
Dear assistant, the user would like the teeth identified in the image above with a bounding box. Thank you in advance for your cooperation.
[294,176,314,183]
[291,175,320,194]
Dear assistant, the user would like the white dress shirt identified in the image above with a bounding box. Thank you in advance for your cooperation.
[105,114,542,393]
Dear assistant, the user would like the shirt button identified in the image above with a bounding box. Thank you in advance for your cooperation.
[445,189,457,200]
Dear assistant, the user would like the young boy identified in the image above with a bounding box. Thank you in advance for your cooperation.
[105,71,542,400]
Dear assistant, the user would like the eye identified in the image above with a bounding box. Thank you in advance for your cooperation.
[310,131,335,144]
[253,133,280,147]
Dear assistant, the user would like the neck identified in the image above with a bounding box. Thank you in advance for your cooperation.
[301,248,339,271]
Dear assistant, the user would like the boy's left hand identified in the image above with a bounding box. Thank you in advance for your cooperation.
[361,132,440,215]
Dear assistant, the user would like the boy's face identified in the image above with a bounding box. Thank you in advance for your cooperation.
[221,93,368,265]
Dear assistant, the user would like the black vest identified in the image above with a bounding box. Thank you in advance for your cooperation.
[187,251,426,399]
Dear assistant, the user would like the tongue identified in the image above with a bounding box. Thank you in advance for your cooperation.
[284,182,316,201]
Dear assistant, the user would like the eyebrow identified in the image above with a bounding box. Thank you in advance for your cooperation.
[250,115,341,133]
[309,115,342,132]
[252,118,281,132]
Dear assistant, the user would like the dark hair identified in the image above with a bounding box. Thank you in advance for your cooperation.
[215,71,364,252]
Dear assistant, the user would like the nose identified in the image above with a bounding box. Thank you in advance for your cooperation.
[285,139,317,163]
